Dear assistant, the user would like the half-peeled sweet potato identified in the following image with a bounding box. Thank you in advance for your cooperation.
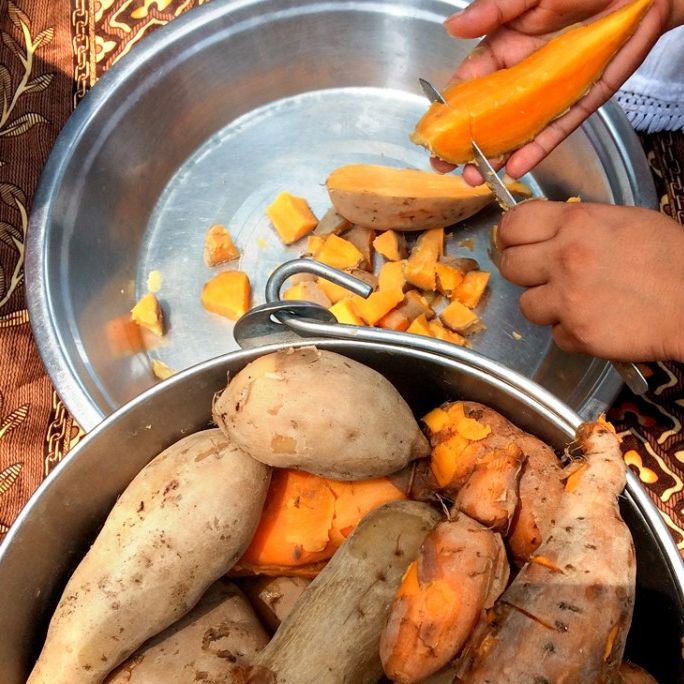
[326,164,528,230]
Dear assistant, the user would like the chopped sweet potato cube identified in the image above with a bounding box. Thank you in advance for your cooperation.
[266,192,318,244]
[151,359,176,380]
[283,281,332,308]
[453,270,490,308]
[317,277,352,304]
[431,433,470,488]
[406,313,433,337]
[396,290,435,323]
[356,288,405,326]
[429,320,466,346]
[203,224,240,266]
[201,271,251,320]
[106,315,145,356]
[440,299,481,334]
[404,228,444,290]
[435,262,464,296]
[329,297,364,325]
[314,207,351,236]
[306,235,325,257]
[315,234,364,270]
[344,225,375,271]
[131,292,164,336]
[377,309,410,332]
[377,260,407,293]
[373,230,407,261]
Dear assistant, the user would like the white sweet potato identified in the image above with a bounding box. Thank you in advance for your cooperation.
[251,500,442,683]
[28,429,271,684]
[213,347,429,479]
[105,581,268,683]
[457,423,636,683]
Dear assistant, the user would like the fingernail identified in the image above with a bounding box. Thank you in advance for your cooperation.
[443,7,467,25]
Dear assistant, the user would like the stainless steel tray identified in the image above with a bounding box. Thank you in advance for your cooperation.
[27,0,657,431]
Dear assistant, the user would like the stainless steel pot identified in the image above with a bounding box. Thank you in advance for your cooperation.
[0,337,681,682]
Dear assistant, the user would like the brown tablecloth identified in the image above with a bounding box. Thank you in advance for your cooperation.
[0,0,683,557]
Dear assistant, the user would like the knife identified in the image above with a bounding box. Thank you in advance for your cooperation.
[418,78,649,396]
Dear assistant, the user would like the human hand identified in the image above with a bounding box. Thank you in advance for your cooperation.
[497,201,684,362]
[433,0,678,183]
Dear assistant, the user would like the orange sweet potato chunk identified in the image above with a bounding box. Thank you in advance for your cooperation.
[377,260,408,293]
[267,192,318,244]
[440,299,480,334]
[404,228,444,290]
[356,288,405,326]
[435,262,464,296]
[453,270,490,308]
[131,292,164,336]
[377,309,410,332]
[201,271,251,320]
[329,297,364,325]
[373,230,408,261]
[406,313,433,337]
[283,281,332,308]
[203,224,240,266]
[315,233,365,270]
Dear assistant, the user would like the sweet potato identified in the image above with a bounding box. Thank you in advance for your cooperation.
[236,469,405,571]
[380,514,509,683]
[105,581,268,683]
[373,229,408,261]
[242,576,311,633]
[131,292,164,336]
[201,271,251,320]
[458,423,636,683]
[213,347,430,479]
[203,224,240,266]
[27,430,270,684]
[454,443,525,533]
[326,164,503,230]
[313,207,351,236]
[266,192,317,244]
[252,501,442,683]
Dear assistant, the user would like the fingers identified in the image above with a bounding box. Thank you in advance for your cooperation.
[430,157,457,174]
[499,242,554,287]
[518,285,559,326]
[444,0,541,39]
[497,200,563,248]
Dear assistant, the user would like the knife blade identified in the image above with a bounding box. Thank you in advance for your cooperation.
[418,77,447,105]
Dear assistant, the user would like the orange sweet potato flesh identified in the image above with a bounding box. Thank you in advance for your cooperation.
[203,224,239,266]
[315,233,364,270]
[238,469,405,571]
[201,271,251,320]
[326,164,503,230]
[380,515,509,683]
[374,229,408,261]
[412,0,652,164]
[266,192,318,244]
[405,228,443,290]
[130,293,164,336]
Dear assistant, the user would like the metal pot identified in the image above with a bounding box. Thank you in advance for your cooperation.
[0,334,682,683]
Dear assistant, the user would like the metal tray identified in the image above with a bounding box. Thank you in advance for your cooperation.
[27,0,657,431]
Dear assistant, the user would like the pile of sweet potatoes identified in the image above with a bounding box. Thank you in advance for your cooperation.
[27,348,656,684]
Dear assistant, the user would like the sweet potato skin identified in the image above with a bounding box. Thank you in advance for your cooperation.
[213,347,429,479]
[28,430,271,684]
[326,164,496,230]
[380,514,509,683]
[458,423,636,684]
[241,576,311,633]
[105,581,268,683]
[253,501,442,684]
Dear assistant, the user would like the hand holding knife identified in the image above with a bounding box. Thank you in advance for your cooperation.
[418,78,648,396]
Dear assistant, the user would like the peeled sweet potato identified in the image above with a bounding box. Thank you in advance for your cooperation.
[412,0,652,164]
[27,430,270,684]
[252,501,442,683]
[458,423,636,683]
[326,164,506,230]
[105,581,268,683]
[213,347,430,479]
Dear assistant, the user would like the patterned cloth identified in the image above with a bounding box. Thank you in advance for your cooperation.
[0,0,683,557]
